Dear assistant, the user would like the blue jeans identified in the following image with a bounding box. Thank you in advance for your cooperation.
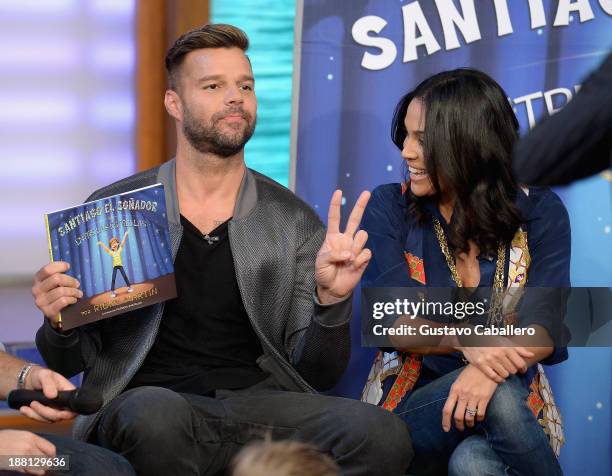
[111,265,130,291]
[394,367,563,476]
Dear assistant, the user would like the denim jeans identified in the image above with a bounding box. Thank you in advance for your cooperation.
[94,376,413,476]
[0,433,135,476]
[111,265,130,291]
[394,367,563,476]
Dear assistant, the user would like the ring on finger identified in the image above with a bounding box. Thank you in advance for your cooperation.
[465,407,477,417]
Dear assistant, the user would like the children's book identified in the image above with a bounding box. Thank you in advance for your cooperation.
[44,183,176,330]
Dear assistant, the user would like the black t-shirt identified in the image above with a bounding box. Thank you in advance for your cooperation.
[126,215,268,395]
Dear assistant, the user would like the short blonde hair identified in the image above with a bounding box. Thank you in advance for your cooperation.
[231,440,339,476]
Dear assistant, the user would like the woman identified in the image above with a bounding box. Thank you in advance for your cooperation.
[361,69,569,476]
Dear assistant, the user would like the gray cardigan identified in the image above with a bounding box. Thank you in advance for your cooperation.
[36,159,352,441]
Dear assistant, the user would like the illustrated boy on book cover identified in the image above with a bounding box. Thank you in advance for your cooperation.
[97,231,133,298]
[44,184,176,330]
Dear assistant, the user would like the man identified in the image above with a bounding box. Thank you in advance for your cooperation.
[31,24,412,475]
[0,349,134,475]
[513,51,612,185]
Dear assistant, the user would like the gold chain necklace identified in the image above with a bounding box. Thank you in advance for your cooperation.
[432,218,506,325]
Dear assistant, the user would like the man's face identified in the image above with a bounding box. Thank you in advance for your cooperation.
[175,47,257,157]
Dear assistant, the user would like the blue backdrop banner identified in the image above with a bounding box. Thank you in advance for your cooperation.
[294,1,611,474]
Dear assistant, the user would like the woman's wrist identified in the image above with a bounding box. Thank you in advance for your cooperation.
[440,333,461,350]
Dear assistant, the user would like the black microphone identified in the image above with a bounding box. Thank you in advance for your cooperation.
[7,388,103,415]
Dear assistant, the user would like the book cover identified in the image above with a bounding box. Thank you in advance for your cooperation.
[44,183,177,330]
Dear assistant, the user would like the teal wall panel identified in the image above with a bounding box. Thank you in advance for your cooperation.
[212,0,295,186]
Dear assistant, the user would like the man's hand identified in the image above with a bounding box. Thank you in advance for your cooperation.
[19,366,78,423]
[442,364,498,432]
[458,345,533,383]
[315,190,371,305]
[0,430,56,475]
[32,261,82,329]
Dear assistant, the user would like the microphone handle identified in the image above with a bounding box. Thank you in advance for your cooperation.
[7,389,75,411]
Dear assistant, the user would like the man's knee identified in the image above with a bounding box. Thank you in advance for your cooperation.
[99,386,195,450]
[333,401,413,474]
[97,387,203,475]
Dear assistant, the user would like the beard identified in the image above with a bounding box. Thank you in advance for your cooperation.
[182,104,256,158]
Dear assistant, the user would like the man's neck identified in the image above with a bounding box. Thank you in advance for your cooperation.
[174,142,246,233]
[175,144,245,203]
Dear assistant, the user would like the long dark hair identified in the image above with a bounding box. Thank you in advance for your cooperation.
[391,68,523,258]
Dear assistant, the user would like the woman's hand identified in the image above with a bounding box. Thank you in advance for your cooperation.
[442,364,498,432]
[458,345,533,383]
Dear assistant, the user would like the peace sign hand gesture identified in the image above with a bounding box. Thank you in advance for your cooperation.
[315,190,372,305]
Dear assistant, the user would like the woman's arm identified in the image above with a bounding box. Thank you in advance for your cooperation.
[388,314,459,354]
[456,190,571,378]
[389,315,539,379]
[505,324,553,365]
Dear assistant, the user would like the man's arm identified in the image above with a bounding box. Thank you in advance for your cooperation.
[0,351,36,398]
[0,353,73,473]
[0,351,77,422]
[0,350,31,398]
[289,191,372,391]
[513,52,612,185]
[288,228,353,391]
[32,262,102,377]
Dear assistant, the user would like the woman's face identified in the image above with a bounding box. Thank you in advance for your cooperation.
[402,98,435,197]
